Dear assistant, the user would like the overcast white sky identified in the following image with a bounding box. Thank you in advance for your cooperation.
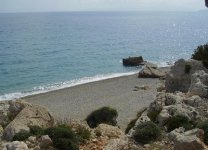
[0,0,206,13]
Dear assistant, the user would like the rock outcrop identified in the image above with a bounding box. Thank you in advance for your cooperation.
[165,59,207,93]
[123,56,143,66]
[169,128,207,150]
[2,104,54,141]
[188,70,208,98]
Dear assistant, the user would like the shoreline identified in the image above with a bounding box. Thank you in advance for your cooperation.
[21,72,162,130]
[0,71,139,101]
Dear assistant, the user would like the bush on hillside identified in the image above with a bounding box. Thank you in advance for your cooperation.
[44,126,79,150]
[133,121,161,144]
[86,107,118,128]
[13,132,33,141]
[192,44,208,68]
[184,64,192,74]
[197,120,208,145]
[166,115,194,132]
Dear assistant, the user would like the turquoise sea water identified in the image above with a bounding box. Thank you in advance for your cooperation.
[0,11,208,100]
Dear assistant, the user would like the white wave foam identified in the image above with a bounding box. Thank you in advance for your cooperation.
[0,71,138,101]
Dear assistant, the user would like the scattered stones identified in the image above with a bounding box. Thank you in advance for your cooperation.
[134,85,149,91]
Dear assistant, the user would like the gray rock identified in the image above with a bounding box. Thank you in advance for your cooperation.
[3,105,54,141]
[172,129,207,150]
[139,65,166,78]
[157,109,170,126]
[168,127,185,141]
[123,56,144,66]
[188,70,208,98]
[165,59,207,93]
[183,95,202,107]
[5,141,28,150]
[38,135,53,149]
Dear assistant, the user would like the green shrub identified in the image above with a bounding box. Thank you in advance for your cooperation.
[166,115,193,132]
[29,126,44,136]
[147,110,161,123]
[197,120,208,145]
[184,64,192,74]
[86,107,118,128]
[133,121,161,144]
[44,126,79,150]
[192,44,208,69]
[13,131,32,141]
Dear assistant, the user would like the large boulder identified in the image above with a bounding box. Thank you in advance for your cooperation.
[169,128,207,150]
[0,100,31,128]
[122,56,143,66]
[139,65,166,78]
[165,59,207,93]
[2,105,54,141]
[188,70,208,98]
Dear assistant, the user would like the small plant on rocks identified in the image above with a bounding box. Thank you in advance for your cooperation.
[133,121,161,144]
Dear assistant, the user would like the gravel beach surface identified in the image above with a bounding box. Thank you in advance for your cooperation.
[23,73,160,130]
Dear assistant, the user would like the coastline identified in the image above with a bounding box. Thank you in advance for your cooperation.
[21,72,161,130]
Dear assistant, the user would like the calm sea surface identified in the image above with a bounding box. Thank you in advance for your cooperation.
[0,11,208,100]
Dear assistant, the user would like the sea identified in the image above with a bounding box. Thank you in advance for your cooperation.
[0,11,208,100]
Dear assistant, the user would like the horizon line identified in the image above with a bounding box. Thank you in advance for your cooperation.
[0,9,206,14]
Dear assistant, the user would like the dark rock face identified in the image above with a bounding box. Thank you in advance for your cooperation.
[206,0,208,7]
[123,56,144,66]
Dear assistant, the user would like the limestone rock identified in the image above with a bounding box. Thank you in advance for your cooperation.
[3,105,54,141]
[168,127,185,141]
[157,109,170,126]
[103,138,128,150]
[171,128,208,150]
[188,70,208,98]
[139,65,165,78]
[149,92,166,112]
[5,141,28,150]
[38,135,53,149]
[8,100,31,118]
[94,124,124,139]
[183,95,202,107]
[165,59,207,93]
